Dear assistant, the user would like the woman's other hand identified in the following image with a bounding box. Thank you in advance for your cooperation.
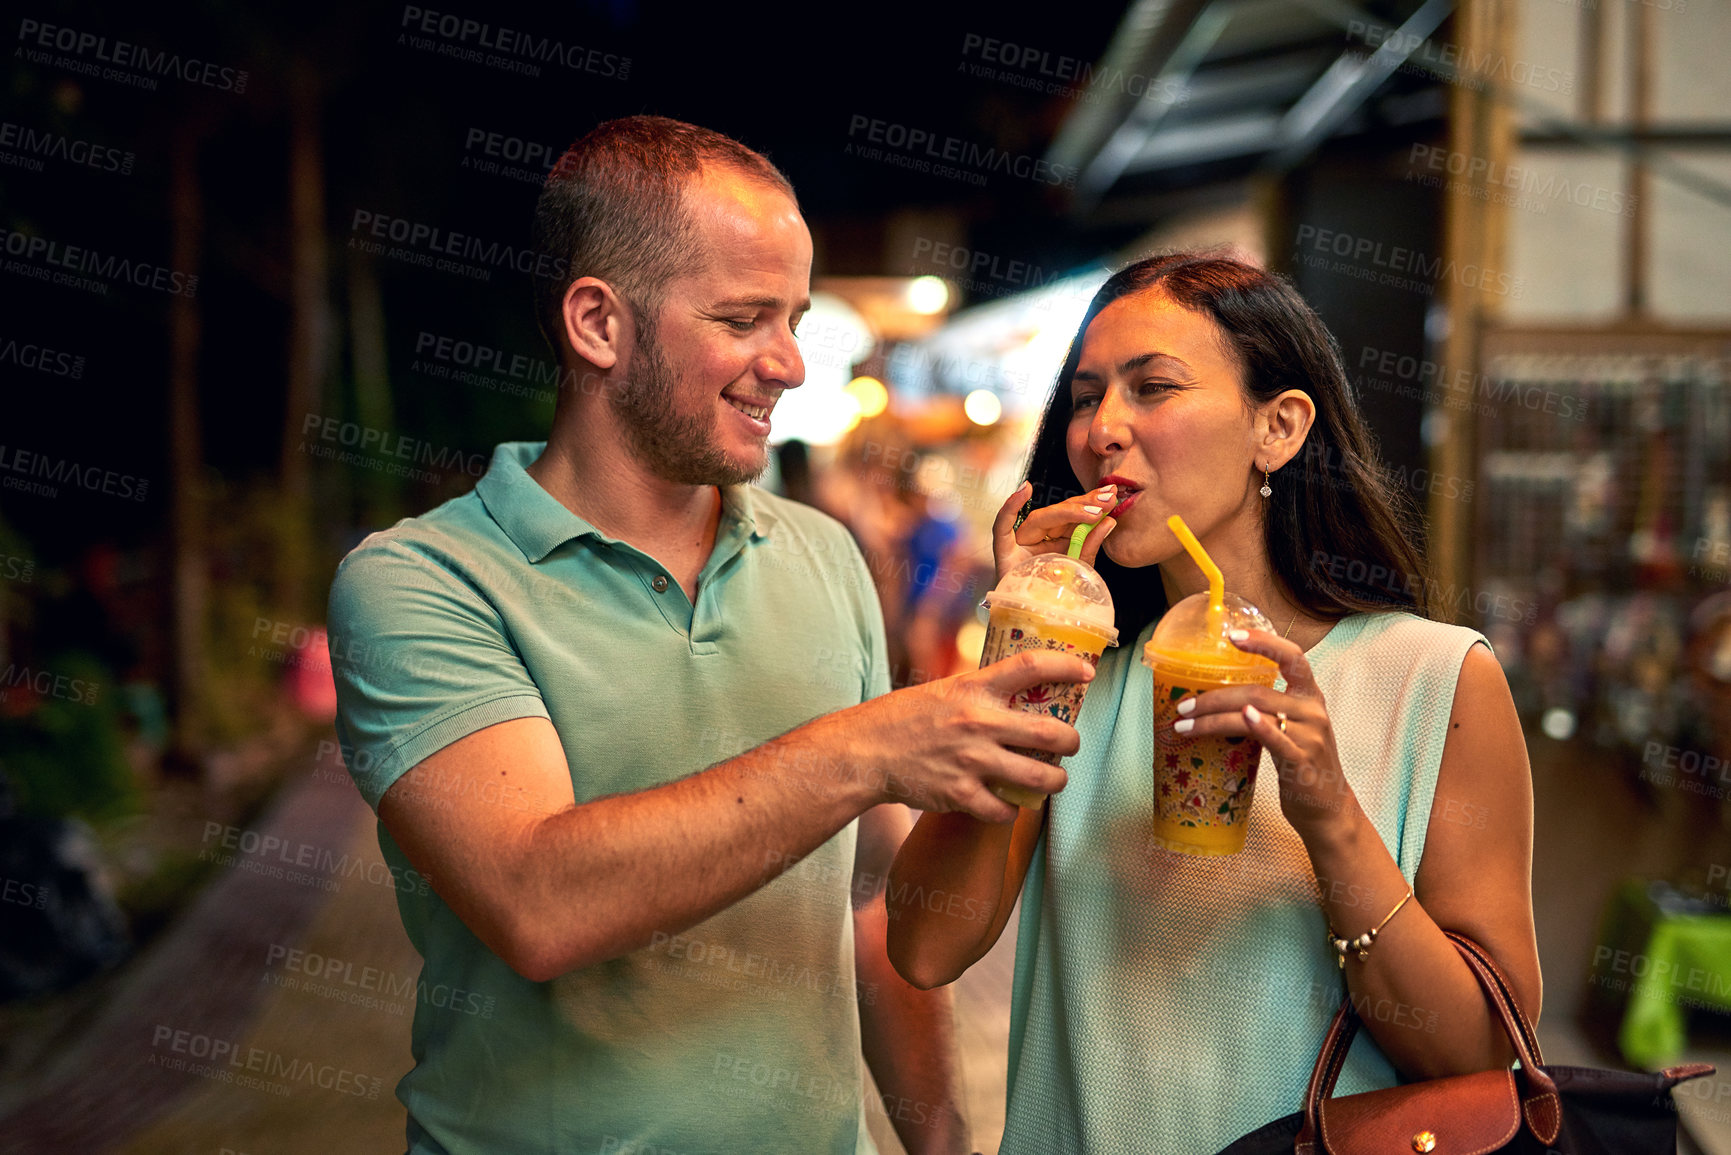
[990,481,1118,584]
[1170,627,1355,841]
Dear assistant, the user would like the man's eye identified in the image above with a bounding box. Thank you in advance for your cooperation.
[725,318,755,332]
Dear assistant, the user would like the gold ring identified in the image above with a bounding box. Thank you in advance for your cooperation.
[1276,712,1288,733]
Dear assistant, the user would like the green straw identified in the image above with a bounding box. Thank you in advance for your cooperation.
[1068,523,1090,559]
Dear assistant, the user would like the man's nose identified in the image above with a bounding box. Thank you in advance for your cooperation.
[1087,387,1130,456]
[760,326,806,390]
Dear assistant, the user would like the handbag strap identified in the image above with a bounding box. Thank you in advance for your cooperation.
[1437,933,1561,1143]
[1294,933,1560,1152]
[1293,1000,1361,1155]
[1445,933,1548,1067]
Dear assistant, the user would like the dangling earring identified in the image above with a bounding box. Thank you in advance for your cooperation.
[1260,466,1272,499]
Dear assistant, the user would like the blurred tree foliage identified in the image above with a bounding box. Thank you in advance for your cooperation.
[1,651,139,821]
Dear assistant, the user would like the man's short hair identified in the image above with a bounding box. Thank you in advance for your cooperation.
[531,115,798,353]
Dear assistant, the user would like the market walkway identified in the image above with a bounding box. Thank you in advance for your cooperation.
[0,743,1019,1155]
[0,747,414,1154]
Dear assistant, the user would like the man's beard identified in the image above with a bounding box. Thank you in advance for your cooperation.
[610,325,768,488]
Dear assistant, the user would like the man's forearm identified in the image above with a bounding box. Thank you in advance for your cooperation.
[383,652,1090,983]
[856,896,972,1155]
[484,722,886,980]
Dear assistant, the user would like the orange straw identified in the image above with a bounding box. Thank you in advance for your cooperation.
[1167,514,1225,635]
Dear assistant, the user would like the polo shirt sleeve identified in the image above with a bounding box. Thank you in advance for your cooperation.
[327,537,550,811]
[842,531,892,702]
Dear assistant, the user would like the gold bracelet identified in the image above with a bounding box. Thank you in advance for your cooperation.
[1328,889,1412,969]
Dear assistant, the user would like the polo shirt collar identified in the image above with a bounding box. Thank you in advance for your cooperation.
[476,441,774,564]
[720,482,775,543]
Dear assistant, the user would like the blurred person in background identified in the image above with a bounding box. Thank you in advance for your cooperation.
[885,252,1541,1153]
[818,426,996,690]
[326,115,1095,1155]
[818,419,922,679]
[899,462,988,688]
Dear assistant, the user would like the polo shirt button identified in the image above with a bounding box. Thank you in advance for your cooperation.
[651,575,669,592]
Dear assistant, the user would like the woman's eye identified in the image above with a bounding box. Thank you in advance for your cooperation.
[1139,380,1174,395]
[1071,394,1100,413]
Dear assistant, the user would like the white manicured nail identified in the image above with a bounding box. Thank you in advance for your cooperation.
[1174,718,1194,734]
[1245,704,1262,723]
[1083,505,1101,515]
[1176,697,1196,716]
[1229,629,1249,642]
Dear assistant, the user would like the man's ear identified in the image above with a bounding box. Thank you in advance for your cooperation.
[560,277,628,370]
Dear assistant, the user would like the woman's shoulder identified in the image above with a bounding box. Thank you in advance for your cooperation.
[1317,610,1491,671]
[1348,609,1486,641]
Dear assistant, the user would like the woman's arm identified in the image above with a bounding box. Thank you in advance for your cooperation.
[886,804,1046,989]
[881,481,1117,990]
[1186,637,1540,1079]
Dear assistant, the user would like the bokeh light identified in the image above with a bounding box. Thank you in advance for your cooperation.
[906,275,950,315]
[963,389,1002,426]
[845,375,889,418]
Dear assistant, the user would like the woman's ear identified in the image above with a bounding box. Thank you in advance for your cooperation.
[560,277,628,370]
[1261,389,1317,472]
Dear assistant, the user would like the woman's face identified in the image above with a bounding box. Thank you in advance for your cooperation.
[1064,289,1265,570]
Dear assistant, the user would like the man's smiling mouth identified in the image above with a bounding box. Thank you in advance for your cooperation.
[725,398,771,421]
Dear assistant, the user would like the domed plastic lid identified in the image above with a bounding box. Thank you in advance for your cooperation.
[1141,590,1280,676]
[982,554,1119,645]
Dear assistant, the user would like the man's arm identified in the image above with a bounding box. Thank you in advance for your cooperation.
[853,804,970,1155]
[377,650,1093,982]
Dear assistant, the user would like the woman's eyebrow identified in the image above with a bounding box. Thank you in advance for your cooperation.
[1073,351,1190,384]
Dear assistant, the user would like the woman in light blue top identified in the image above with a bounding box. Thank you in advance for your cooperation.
[886,253,1541,1153]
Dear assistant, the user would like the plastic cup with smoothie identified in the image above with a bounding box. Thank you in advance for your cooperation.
[977,525,1118,808]
[1141,515,1280,855]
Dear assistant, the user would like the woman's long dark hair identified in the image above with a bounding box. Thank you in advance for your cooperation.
[1024,251,1439,643]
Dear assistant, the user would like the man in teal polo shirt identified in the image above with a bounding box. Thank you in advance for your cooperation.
[327,116,1092,1154]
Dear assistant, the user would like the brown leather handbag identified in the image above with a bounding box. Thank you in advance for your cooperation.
[1220,933,1716,1154]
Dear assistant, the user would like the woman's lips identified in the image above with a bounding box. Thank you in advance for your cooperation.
[1098,475,1140,517]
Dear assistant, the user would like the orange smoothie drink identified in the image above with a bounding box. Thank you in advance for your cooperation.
[978,552,1118,808]
[1142,590,1280,855]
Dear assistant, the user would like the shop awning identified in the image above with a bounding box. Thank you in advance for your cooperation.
[1049,0,1452,212]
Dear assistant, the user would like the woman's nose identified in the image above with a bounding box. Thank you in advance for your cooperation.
[1087,388,1130,456]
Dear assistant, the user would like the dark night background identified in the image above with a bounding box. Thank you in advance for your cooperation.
[5,0,1440,659]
